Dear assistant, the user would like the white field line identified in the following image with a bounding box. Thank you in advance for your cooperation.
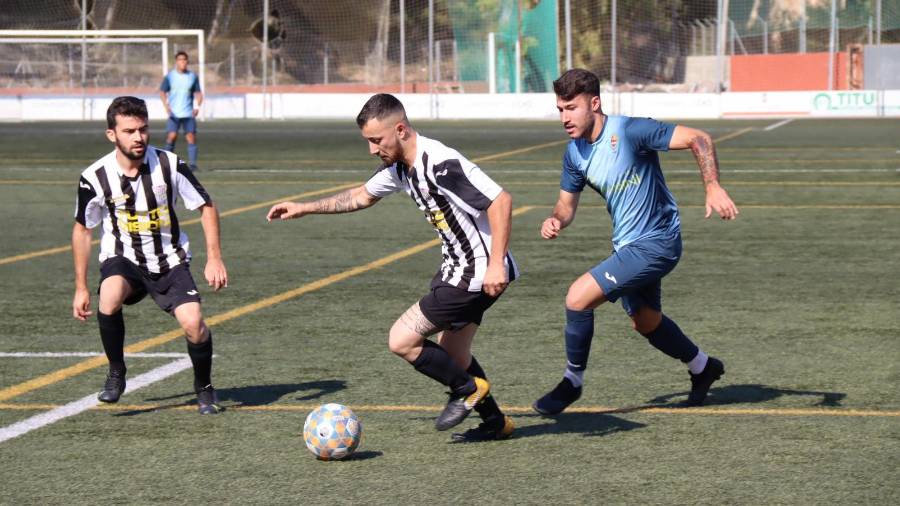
[764,118,795,131]
[0,352,191,358]
[0,358,192,444]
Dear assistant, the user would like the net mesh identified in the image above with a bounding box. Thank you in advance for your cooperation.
[0,0,898,94]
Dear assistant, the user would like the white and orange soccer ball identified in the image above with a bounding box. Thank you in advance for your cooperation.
[303,403,362,460]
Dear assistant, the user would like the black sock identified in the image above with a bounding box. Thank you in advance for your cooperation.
[411,340,475,396]
[641,315,699,363]
[187,332,213,390]
[97,310,126,374]
[467,356,504,424]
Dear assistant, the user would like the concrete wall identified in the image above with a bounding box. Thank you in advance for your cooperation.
[1,90,898,122]
[731,52,850,92]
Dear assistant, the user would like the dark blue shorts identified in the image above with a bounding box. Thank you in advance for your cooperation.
[99,256,201,314]
[589,232,682,316]
[166,116,197,134]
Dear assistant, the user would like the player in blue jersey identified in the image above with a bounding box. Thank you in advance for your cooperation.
[533,69,739,414]
[160,51,203,171]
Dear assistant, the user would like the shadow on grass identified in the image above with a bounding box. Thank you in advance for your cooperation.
[501,412,645,440]
[114,379,346,417]
[339,450,383,461]
[648,383,847,407]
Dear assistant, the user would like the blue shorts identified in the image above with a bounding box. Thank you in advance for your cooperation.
[589,232,682,316]
[166,116,197,134]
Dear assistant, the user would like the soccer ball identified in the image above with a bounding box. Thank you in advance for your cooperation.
[303,403,362,460]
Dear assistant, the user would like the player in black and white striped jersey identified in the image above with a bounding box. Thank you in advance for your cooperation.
[267,94,516,442]
[71,96,228,414]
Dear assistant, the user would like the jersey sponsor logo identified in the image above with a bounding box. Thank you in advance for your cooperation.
[116,205,172,233]
[107,194,130,205]
[425,210,450,231]
[604,271,618,284]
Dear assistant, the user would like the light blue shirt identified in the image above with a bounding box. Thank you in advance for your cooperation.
[160,70,200,118]
[560,115,679,250]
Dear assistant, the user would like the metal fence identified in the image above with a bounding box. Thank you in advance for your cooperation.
[1,0,897,95]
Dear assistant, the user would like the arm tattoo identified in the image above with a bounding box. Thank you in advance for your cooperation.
[691,135,720,186]
[313,189,363,214]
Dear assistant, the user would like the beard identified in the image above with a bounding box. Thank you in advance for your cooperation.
[116,139,146,161]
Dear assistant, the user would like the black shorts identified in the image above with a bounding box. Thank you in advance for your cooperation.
[99,256,201,314]
[418,282,500,331]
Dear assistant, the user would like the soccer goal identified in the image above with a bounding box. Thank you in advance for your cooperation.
[0,29,204,93]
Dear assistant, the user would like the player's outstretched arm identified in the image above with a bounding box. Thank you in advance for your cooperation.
[266,185,380,222]
[71,222,93,321]
[199,203,228,291]
[669,125,739,220]
[542,190,581,239]
[483,190,512,297]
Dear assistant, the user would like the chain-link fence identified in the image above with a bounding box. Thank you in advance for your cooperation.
[1,0,898,95]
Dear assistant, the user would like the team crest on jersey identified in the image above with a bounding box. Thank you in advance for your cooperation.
[153,184,168,199]
[610,134,618,152]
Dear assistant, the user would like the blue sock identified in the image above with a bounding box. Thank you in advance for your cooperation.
[564,308,594,373]
[165,142,175,152]
[641,314,699,363]
[187,143,198,166]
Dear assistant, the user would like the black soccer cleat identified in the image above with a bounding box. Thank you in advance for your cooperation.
[435,377,490,431]
[97,370,126,403]
[686,356,725,407]
[451,415,515,443]
[196,384,223,415]
[532,377,582,415]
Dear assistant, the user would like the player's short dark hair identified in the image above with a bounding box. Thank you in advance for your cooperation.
[553,68,600,100]
[356,93,407,128]
[175,51,189,60]
[106,96,148,129]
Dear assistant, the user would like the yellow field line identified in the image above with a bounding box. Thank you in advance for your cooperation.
[0,183,357,266]
[501,181,900,187]
[0,401,896,418]
[0,180,358,186]
[0,137,571,266]
[532,204,900,210]
[0,206,535,402]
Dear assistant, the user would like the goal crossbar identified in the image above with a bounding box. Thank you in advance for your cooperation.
[0,29,204,115]
[0,37,169,77]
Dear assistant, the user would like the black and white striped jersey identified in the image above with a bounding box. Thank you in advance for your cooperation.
[74,147,211,274]
[364,134,518,292]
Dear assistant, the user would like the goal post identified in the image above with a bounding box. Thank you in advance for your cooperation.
[0,29,204,117]
[0,37,169,79]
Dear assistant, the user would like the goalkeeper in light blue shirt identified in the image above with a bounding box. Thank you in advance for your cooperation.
[160,51,203,171]
[533,69,740,415]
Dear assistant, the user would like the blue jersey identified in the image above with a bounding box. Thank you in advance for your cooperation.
[560,115,679,251]
[160,70,200,118]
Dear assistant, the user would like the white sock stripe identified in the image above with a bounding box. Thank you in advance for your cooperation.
[564,368,585,388]
[688,351,709,375]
